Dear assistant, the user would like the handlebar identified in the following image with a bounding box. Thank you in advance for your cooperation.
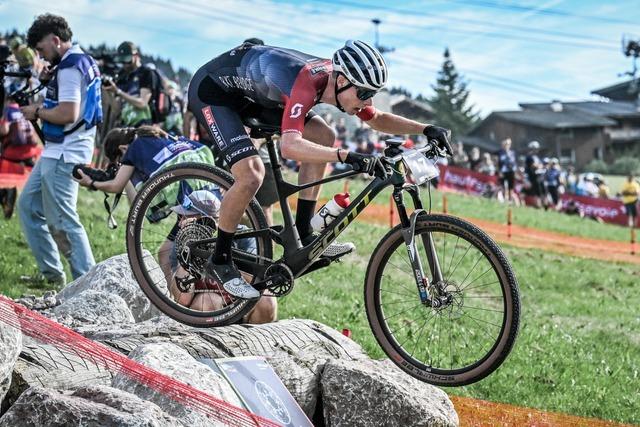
[384,139,449,165]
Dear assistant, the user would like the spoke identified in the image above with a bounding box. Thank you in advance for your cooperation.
[458,253,485,290]
[447,241,473,279]
[465,295,503,299]
[383,302,425,321]
[464,305,504,314]
[380,288,419,299]
[404,312,434,357]
[445,234,460,277]
[461,312,503,330]
[460,264,494,290]
[463,280,501,292]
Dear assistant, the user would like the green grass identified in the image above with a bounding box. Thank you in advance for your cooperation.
[2,187,639,424]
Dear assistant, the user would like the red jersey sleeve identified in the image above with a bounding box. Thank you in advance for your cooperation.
[281,61,330,135]
[356,106,377,121]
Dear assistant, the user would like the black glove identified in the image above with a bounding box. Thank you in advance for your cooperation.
[423,125,453,156]
[345,152,387,178]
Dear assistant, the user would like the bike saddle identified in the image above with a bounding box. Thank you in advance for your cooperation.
[244,117,281,139]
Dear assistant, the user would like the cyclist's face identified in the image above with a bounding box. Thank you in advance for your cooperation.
[337,76,374,115]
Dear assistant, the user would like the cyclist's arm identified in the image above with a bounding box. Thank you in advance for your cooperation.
[280,132,341,163]
[364,108,427,135]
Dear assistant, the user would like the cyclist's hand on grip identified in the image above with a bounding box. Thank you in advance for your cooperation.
[345,152,387,178]
[423,125,453,156]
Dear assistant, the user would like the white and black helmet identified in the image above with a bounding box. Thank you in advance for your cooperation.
[332,40,388,91]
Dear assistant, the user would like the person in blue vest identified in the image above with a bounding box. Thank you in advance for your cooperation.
[18,14,102,286]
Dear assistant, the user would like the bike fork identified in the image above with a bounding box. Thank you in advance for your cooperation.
[394,185,445,306]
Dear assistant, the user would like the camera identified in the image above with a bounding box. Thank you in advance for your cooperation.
[72,163,119,182]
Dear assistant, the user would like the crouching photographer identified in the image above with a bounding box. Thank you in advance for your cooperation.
[74,125,276,324]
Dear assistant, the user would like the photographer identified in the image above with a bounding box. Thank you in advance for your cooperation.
[18,14,102,286]
[104,41,154,127]
[74,125,276,324]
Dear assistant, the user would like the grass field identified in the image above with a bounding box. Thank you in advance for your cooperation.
[1,186,638,425]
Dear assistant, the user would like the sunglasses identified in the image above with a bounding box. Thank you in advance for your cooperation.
[355,86,378,101]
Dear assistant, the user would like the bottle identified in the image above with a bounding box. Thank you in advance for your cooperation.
[310,192,351,232]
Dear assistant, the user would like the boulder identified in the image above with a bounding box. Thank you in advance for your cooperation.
[112,342,242,427]
[321,359,458,427]
[0,321,21,406]
[52,290,135,327]
[58,253,165,322]
[4,336,113,413]
[0,385,182,426]
[85,318,368,418]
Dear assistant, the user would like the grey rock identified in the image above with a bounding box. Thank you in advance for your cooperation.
[0,320,21,405]
[0,385,183,426]
[52,290,135,327]
[321,359,459,427]
[86,318,367,418]
[58,253,165,322]
[15,291,59,311]
[5,336,113,412]
[112,342,242,427]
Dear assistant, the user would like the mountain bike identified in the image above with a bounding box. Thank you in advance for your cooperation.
[126,122,520,386]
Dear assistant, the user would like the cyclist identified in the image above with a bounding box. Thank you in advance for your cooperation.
[188,39,452,299]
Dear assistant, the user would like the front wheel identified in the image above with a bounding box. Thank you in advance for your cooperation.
[365,214,520,386]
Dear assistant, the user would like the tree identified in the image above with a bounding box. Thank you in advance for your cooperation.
[427,48,479,139]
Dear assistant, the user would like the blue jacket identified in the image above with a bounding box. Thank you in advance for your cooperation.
[42,48,103,143]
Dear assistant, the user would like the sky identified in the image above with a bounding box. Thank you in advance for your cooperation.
[1,0,639,116]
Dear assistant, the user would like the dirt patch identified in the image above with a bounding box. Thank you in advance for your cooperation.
[449,395,634,427]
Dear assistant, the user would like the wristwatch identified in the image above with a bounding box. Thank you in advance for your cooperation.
[89,180,98,191]
[35,107,41,119]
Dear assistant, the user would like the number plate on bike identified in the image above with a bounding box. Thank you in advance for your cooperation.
[402,150,439,185]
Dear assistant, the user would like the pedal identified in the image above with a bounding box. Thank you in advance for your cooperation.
[319,242,355,261]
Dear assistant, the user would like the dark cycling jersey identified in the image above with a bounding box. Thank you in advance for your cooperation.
[188,43,375,166]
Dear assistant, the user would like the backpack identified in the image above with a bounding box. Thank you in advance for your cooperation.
[143,65,173,124]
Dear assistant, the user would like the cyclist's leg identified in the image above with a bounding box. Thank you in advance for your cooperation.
[295,113,336,239]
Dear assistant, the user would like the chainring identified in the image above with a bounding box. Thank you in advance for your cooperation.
[264,263,294,297]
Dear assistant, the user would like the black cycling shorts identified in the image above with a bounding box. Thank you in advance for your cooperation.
[188,71,316,168]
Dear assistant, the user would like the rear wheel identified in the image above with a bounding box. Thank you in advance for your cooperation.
[365,214,520,386]
[126,163,271,327]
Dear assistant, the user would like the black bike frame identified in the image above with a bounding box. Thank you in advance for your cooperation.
[233,138,428,281]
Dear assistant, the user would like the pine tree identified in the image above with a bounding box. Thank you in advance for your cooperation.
[427,48,479,139]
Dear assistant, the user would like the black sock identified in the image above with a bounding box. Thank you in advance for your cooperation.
[296,199,317,239]
[212,228,235,264]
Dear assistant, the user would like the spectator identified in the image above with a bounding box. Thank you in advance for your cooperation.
[496,138,517,203]
[105,41,154,127]
[452,142,469,169]
[577,173,599,197]
[544,158,562,209]
[564,165,577,194]
[524,140,545,208]
[620,173,640,228]
[595,177,610,199]
[0,95,40,219]
[478,152,496,176]
[74,126,276,323]
[469,146,481,171]
[163,80,184,135]
[18,14,103,286]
